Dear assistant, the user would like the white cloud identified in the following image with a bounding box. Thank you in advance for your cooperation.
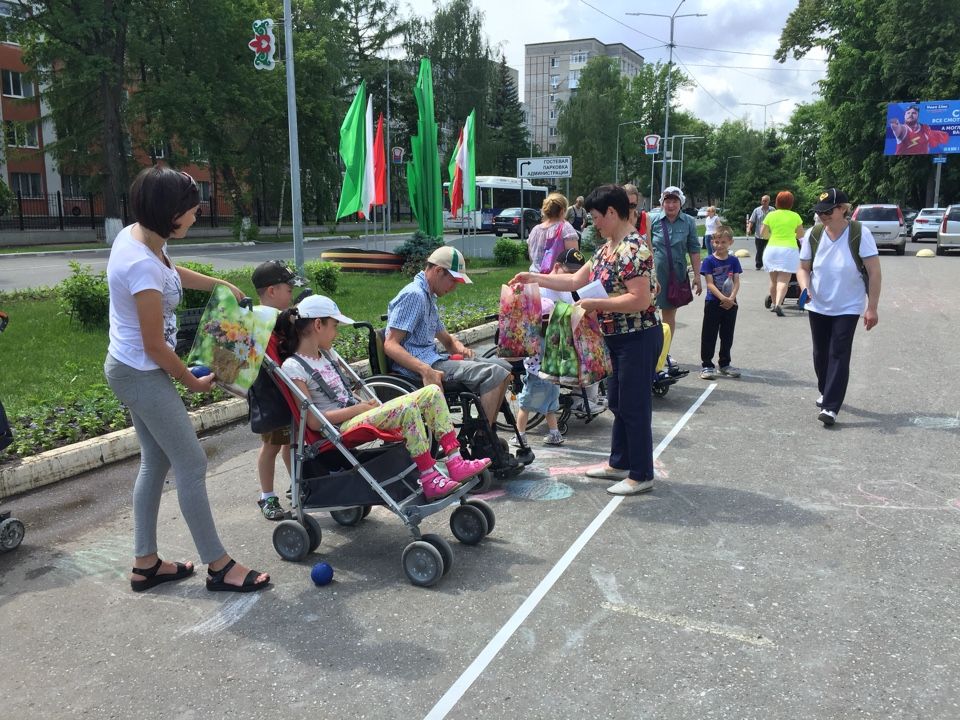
[401,0,827,128]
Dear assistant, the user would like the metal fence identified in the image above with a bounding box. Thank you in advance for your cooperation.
[0,191,233,233]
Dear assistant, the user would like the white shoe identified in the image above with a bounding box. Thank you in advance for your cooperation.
[815,395,823,408]
[606,479,654,495]
[585,466,628,480]
[818,409,837,426]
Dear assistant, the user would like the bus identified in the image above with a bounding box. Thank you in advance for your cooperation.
[443,176,548,231]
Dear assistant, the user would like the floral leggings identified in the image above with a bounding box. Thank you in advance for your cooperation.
[341,384,451,457]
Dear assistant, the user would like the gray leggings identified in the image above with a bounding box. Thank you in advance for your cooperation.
[104,354,226,563]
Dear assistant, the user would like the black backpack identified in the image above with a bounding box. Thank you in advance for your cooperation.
[248,365,292,434]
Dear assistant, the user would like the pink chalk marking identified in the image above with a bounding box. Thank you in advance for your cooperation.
[548,458,668,478]
[471,489,507,501]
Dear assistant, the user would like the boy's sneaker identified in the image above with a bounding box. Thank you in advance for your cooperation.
[257,496,285,521]
[719,365,741,378]
[816,395,823,408]
[510,432,527,447]
[543,430,564,446]
[818,409,837,427]
[700,367,717,380]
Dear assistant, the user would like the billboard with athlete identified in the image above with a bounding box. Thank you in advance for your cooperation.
[885,100,960,156]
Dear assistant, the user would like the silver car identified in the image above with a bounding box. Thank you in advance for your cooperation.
[937,205,960,256]
[911,207,945,242]
[851,204,905,255]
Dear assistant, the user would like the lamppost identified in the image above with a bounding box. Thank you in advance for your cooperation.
[615,120,644,184]
[740,99,789,133]
[722,155,741,214]
[678,135,703,192]
[665,133,697,186]
[628,1,706,192]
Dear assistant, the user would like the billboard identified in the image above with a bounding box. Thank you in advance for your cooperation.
[884,100,960,156]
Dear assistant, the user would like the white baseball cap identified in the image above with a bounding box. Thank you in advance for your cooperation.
[427,246,472,283]
[296,295,355,324]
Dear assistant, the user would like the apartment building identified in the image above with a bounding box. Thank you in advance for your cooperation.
[525,38,644,153]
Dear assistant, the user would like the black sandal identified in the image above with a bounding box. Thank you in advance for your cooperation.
[206,559,270,593]
[130,558,194,593]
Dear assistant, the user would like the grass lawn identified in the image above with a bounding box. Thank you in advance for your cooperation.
[0,260,527,420]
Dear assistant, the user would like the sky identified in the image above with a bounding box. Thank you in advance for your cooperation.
[402,0,829,130]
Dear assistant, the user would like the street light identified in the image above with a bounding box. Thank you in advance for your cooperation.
[740,99,789,133]
[665,133,697,186]
[678,135,703,191]
[628,1,706,192]
[615,120,644,184]
[722,155,741,215]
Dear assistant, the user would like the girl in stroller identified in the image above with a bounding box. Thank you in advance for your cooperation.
[277,295,492,501]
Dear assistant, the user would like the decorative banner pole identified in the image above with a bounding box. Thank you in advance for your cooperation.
[248,9,305,272]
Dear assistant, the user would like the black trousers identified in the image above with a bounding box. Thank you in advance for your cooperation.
[700,301,737,369]
[754,237,768,268]
[808,311,859,413]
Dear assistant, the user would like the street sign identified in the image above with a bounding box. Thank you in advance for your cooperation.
[644,134,660,155]
[933,155,947,164]
[391,146,405,164]
[516,156,572,179]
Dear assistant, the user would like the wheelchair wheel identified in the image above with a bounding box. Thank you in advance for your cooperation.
[653,382,669,398]
[481,346,544,431]
[0,517,25,552]
[366,375,418,403]
[468,468,495,494]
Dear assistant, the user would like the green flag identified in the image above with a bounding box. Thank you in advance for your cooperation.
[407,59,443,238]
[336,81,367,219]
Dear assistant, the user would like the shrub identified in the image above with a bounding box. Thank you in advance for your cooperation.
[178,261,217,308]
[57,261,109,328]
[232,214,260,243]
[303,259,341,293]
[394,230,442,275]
[579,225,599,255]
[494,237,526,266]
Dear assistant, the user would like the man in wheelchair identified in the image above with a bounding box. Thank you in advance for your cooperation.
[384,247,530,476]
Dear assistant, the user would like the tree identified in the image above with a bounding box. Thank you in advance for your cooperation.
[486,56,528,177]
[556,57,626,195]
[3,0,136,239]
[776,0,960,208]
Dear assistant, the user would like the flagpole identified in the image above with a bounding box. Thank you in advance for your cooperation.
[282,0,305,273]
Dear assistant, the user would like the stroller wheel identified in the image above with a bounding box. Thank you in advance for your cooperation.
[0,517,24,552]
[420,533,454,576]
[303,514,322,553]
[402,540,444,587]
[465,499,495,535]
[330,507,364,527]
[361,505,373,519]
[450,504,489,545]
[273,520,310,562]
[764,295,772,309]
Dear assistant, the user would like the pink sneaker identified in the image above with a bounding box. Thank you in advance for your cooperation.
[420,470,462,501]
[445,455,492,485]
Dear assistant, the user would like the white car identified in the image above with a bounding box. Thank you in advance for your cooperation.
[912,207,945,242]
[697,206,710,219]
[851,204,905,255]
[936,205,960,255]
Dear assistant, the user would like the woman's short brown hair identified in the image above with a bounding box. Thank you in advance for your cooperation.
[775,191,794,209]
[541,192,568,220]
[129,166,200,238]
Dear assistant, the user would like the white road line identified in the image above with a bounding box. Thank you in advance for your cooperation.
[423,384,717,720]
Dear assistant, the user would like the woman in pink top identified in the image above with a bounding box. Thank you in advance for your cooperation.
[526,193,580,273]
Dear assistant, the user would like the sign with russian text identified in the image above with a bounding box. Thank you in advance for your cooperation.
[885,100,960,156]
[517,156,573,179]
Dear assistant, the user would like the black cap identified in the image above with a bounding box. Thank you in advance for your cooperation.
[813,188,849,214]
[252,260,306,289]
[558,247,586,269]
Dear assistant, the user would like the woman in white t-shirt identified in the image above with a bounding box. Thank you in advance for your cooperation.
[527,193,580,273]
[703,206,721,254]
[104,167,270,594]
[797,187,882,427]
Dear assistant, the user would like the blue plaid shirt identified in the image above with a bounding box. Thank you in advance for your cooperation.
[386,271,446,378]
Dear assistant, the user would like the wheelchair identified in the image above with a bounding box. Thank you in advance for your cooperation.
[354,322,535,492]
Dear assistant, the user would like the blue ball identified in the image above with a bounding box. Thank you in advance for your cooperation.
[190,365,212,378]
[311,562,334,586]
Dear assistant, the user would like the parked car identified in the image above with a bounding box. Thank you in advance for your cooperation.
[697,206,710,219]
[937,204,960,255]
[493,207,541,239]
[681,207,698,218]
[911,207,945,242]
[851,204,905,255]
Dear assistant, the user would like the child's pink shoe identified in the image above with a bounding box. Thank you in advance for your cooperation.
[420,470,462,501]
[445,455,492,485]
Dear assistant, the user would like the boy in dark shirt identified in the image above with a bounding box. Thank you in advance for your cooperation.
[698,226,742,380]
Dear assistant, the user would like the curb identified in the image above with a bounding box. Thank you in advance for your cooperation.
[0,322,498,500]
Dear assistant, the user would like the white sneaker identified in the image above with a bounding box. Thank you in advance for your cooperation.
[719,365,741,378]
[510,433,527,447]
[543,431,564,446]
[606,479,654,495]
[818,409,837,426]
[700,367,717,380]
[815,395,823,408]
[585,466,628,480]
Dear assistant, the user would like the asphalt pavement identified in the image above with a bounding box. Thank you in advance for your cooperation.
[1,241,959,719]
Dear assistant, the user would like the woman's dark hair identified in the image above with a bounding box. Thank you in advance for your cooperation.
[584,184,629,220]
[775,191,794,209]
[129,167,200,238]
